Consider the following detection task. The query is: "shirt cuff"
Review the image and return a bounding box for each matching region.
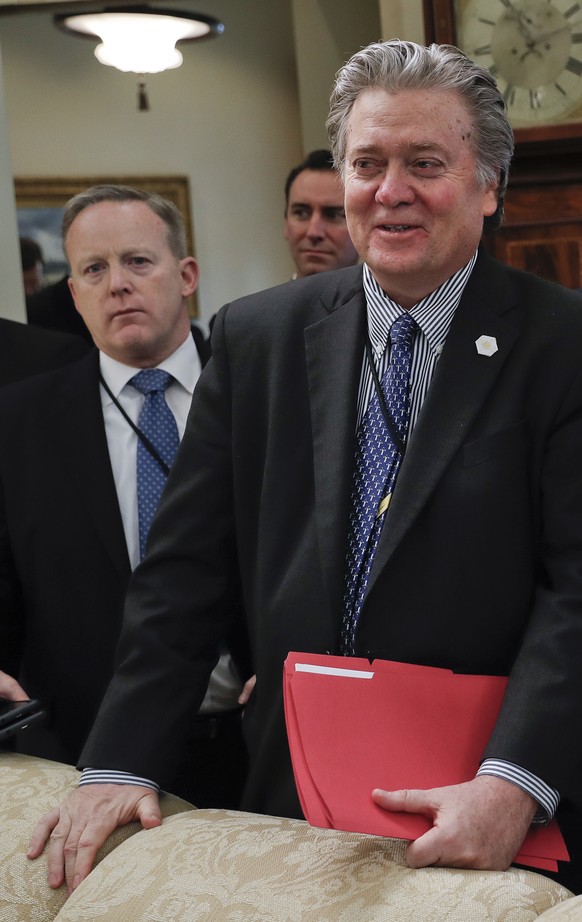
[79,768,160,792]
[477,758,560,823]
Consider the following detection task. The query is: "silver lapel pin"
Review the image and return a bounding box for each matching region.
[475,334,498,357]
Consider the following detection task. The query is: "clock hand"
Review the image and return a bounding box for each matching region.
[503,0,535,39]
[504,0,526,17]
[529,19,581,46]
[520,47,544,63]
[532,26,566,45]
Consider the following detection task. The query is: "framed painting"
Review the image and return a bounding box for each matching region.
[14,174,198,315]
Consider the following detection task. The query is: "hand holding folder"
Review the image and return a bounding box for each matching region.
[283,652,568,872]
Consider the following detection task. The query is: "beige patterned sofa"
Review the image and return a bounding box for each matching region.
[1,752,581,922]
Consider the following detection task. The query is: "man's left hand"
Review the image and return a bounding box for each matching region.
[372,775,537,870]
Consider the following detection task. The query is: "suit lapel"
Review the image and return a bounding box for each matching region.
[367,253,521,592]
[48,351,131,578]
[305,270,366,624]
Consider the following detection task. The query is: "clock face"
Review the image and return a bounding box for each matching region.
[456,0,582,126]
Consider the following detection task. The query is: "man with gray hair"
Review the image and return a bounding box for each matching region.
[32,42,582,895]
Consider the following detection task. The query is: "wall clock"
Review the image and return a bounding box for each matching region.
[424,0,582,144]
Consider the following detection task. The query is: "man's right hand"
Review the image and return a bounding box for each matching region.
[0,669,28,700]
[27,783,162,895]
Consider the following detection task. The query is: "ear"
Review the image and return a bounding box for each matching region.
[482,177,500,218]
[180,257,199,298]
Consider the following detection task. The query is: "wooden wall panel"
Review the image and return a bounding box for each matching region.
[483,142,582,290]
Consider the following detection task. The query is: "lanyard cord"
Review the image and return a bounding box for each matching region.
[363,329,407,457]
[99,373,171,477]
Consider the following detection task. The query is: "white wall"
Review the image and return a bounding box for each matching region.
[0,0,303,328]
[0,42,26,320]
[292,0,382,151]
[0,0,426,330]
[379,0,425,43]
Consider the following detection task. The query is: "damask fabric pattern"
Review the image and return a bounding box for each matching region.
[539,898,582,921]
[0,752,193,922]
[0,752,576,922]
[59,810,574,922]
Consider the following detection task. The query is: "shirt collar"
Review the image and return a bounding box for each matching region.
[362,252,478,359]
[99,330,198,404]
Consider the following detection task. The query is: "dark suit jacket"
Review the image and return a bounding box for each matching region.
[0,317,90,386]
[0,328,210,764]
[81,253,582,891]
[26,276,94,346]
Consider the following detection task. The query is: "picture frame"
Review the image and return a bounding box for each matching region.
[14,174,199,315]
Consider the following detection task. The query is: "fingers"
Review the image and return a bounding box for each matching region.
[372,787,448,868]
[27,808,60,860]
[406,822,496,871]
[238,674,256,706]
[373,777,537,873]
[0,670,29,700]
[372,787,434,818]
[27,785,162,894]
[61,819,105,895]
[134,792,162,830]
[42,801,107,893]
[406,825,445,869]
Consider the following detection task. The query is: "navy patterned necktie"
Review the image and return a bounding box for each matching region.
[129,369,180,560]
[342,312,418,655]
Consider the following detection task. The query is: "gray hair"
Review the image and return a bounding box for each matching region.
[327,40,514,232]
[62,184,188,260]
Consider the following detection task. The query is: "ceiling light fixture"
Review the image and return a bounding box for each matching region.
[54,5,224,109]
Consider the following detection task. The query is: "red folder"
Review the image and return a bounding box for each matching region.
[283,652,569,872]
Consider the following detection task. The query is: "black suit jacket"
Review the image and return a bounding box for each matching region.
[26,276,94,346]
[0,317,90,386]
[82,253,582,891]
[0,329,210,763]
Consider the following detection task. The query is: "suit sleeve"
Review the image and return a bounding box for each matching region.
[0,467,25,679]
[484,361,582,808]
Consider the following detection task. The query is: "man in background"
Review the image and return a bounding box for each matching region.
[0,315,88,386]
[0,185,248,808]
[19,237,44,296]
[26,273,94,346]
[284,149,358,278]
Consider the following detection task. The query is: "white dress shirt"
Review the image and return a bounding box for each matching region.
[99,333,242,714]
[100,333,201,570]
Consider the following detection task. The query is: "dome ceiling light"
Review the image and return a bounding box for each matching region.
[54,5,224,109]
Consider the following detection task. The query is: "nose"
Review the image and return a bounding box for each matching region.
[305,211,326,241]
[109,263,133,296]
[375,165,415,207]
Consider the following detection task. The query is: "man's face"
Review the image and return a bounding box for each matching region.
[343,86,498,307]
[66,200,198,367]
[284,169,358,278]
[23,261,43,297]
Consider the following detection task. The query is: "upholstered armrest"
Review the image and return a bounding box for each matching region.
[537,896,582,921]
[57,808,574,922]
[0,752,194,922]
[0,752,574,922]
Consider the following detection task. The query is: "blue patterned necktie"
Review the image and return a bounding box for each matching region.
[129,369,180,560]
[342,312,418,655]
